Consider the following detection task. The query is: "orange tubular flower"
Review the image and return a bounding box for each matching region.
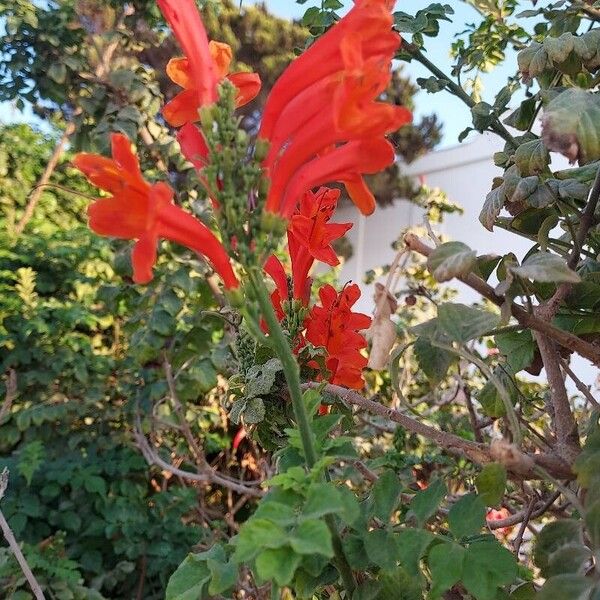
[258,0,411,217]
[305,284,372,390]
[73,133,238,289]
[158,0,261,127]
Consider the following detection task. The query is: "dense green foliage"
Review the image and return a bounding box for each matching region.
[2,0,600,599]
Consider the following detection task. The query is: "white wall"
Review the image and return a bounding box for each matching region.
[329,132,597,393]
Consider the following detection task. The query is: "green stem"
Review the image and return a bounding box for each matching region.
[407,44,518,148]
[248,269,356,593]
[250,269,318,467]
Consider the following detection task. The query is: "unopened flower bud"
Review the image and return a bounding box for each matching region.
[254,138,270,162]
[236,129,248,145]
[258,176,270,198]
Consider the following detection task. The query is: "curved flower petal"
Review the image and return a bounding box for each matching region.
[75,132,236,290]
[264,255,288,302]
[111,132,142,176]
[158,200,239,289]
[227,72,262,107]
[87,194,149,238]
[305,283,371,389]
[278,139,396,216]
[131,233,158,284]
[209,40,233,78]
[177,122,209,169]
[259,0,398,138]
[163,89,201,128]
[166,56,194,89]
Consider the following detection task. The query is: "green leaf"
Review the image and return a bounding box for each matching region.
[585,500,600,548]
[495,330,536,373]
[448,494,486,539]
[207,558,237,596]
[408,479,447,526]
[243,397,265,424]
[303,482,345,519]
[511,252,580,283]
[253,501,296,526]
[534,520,583,577]
[165,554,211,600]
[17,440,44,485]
[413,337,456,384]
[462,540,518,600]
[245,358,282,398]
[509,582,536,599]
[546,542,591,577]
[542,88,600,164]
[480,184,505,231]
[233,519,288,562]
[377,566,424,600]
[504,97,537,131]
[438,303,500,343]
[364,529,399,570]
[372,470,402,522]
[537,575,595,600]
[427,242,477,282]
[471,102,494,131]
[255,546,301,587]
[475,463,507,506]
[417,76,449,93]
[477,366,518,418]
[518,41,550,80]
[290,519,333,557]
[83,475,107,496]
[514,139,550,175]
[428,542,465,598]
[396,529,436,572]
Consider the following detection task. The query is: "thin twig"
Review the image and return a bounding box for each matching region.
[513,497,536,556]
[404,233,600,366]
[561,358,600,409]
[487,491,561,530]
[133,415,263,497]
[163,354,207,470]
[534,333,580,463]
[303,383,573,480]
[0,470,46,600]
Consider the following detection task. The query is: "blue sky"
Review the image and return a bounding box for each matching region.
[1,1,521,147]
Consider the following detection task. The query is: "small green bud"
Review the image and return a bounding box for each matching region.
[254,138,270,162]
[260,211,287,236]
[258,176,270,198]
[236,129,248,145]
[199,105,216,129]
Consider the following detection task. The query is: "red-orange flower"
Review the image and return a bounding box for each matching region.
[287,187,351,300]
[264,187,352,317]
[258,0,411,217]
[158,0,261,127]
[305,284,371,389]
[264,254,289,322]
[73,133,238,289]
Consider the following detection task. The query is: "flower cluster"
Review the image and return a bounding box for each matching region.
[264,187,371,389]
[72,0,411,391]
